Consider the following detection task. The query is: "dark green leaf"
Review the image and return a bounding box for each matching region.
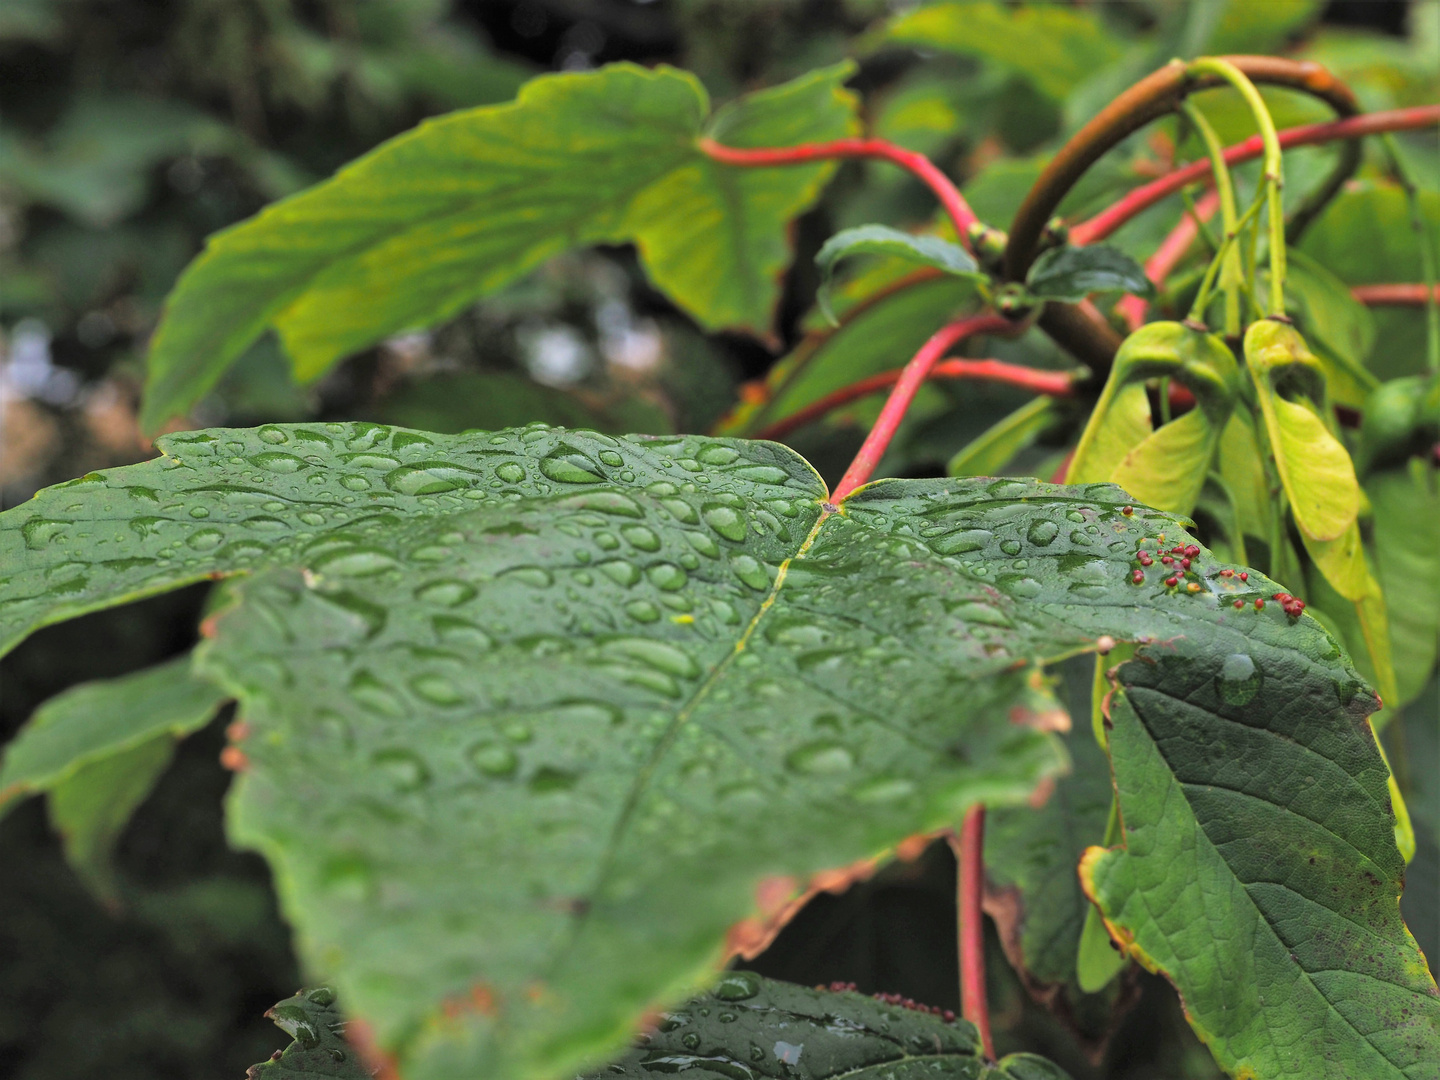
[140,63,859,431]
[1026,246,1152,304]
[1081,640,1440,1078]
[248,987,372,1079]
[1368,462,1440,705]
[0,655,227,816]
[814,225,982,325]
[731,276,980,436]
[49,736,175,902]
[581,973,1071,1079]
[1,423,1426,1079]
[985,659,1127,1046]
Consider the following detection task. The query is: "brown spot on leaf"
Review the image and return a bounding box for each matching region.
[219,746,248,772]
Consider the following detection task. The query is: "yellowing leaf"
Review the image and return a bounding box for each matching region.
[1110,408,1214,515]
[1245,319,1360,543]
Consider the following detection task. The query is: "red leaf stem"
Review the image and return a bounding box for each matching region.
[1118,188,1221,331]
[1351,283,1440,306]
[697,136,980,248]
[1072,104,1440,245]
[831,314,1012,501]
[954,806,994,1060]
[754,358,1075,442]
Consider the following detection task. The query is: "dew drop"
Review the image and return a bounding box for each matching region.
[495,462,527,483]
[410,673,465,706]
[703,504,749,543]
[539,448,605,484]
[469,743,518,777]
[21,519,70,549]
[499,566,554,588]
[598,450,625,467]
[999,539,1022,556]
[371,748,429,793]
[621,524,661,552]
[315,547,397,576]
[1216,653,1262,706]
[786,741,855,775]
[712,972,761,1002]
[187,528,224,551]
[647,563,688,592]
[601,638,700,679]
[598,560,641,587]
[729,554,770,591]
[417,580,477,607]
[1026,519,1059,547]
[250,452,308,474]
[258,426,289,444]
[626,600,662,623]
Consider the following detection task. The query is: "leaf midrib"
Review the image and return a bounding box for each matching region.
[541,504,832,979]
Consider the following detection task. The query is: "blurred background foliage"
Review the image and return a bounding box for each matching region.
[0,2,1435,1078]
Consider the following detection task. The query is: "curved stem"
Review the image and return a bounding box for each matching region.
[1072,105,1440,246]
[1182,100,1243,333]
[831,314,1012,501]
[754,359,1076,442]
[1187,58,1286,318]
[954,806,993,1059]
[1003,55,1360,282]
[698,136,980,248]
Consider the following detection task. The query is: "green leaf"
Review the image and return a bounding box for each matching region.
[1080,640,1440,1078]
[0,655,227,816]
[947,397,1063,478]
[732,275,980,436]
[814,225,982,326]
[1026,246,1152,304]
[49,736,175,902]
[1,423,1422,1080]
[579,973,1072,1079]
[141,62,859,431]
[1369,462,1440,705]
[872,1,1125,102]
[248,986,371,1079]
[1245,320,1360,544]
[1067,322,1238,517]
[1280,250,1377,411]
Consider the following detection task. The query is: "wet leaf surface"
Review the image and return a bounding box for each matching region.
[1,422,1426,1080]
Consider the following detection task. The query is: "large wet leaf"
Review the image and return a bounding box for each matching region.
[0,422,1420,1080]
[252,975,1073,1080]
[1081,640,1440,1078]
[141,62,858,430]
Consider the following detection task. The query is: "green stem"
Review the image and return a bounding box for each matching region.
[1182,100,1244,334]
[1188,58,1287,318]
[1188,195,1265,325]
